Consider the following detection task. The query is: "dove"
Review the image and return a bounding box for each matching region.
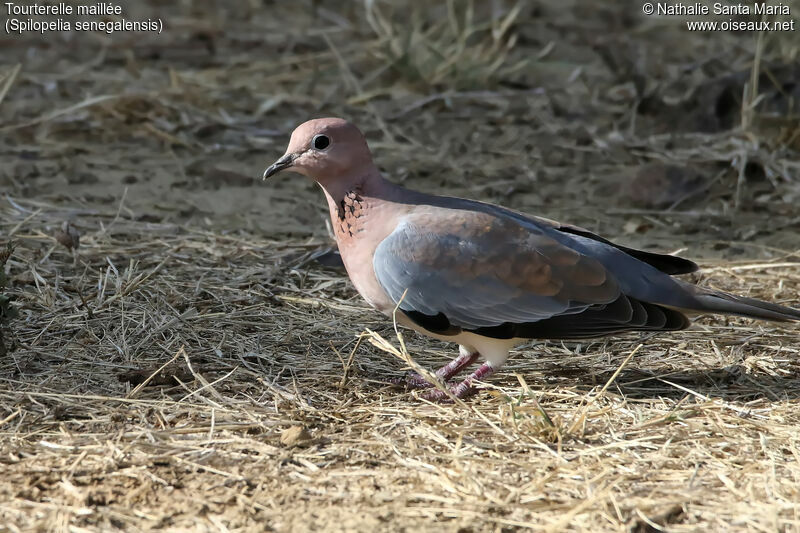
[263,118,800,400]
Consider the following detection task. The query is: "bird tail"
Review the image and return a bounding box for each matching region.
[678,280,800,322]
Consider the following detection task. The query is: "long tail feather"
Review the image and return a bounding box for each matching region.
[682,282,800,322]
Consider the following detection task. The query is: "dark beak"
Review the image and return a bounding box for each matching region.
[262,153,297,179]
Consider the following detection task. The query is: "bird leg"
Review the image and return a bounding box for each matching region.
[395,348,479,390]
[420,362,495,402]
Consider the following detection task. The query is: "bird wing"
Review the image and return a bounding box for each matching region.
[531,216,699,275]
[372,208,623,333]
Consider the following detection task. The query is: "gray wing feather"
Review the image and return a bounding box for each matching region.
[373,216,621,330]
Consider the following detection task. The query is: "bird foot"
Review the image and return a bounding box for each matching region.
[418,362,495,403]
[390,349,481,390]
[389,373,481,401]
[388,372,476,399]
[419,383,480,402]
[389,371,439,390]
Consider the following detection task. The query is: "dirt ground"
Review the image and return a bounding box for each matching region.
[2,1,800,531]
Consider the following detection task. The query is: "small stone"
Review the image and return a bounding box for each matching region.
[54,221,80,251]
[627,163,705,208]
[280,425,311,447]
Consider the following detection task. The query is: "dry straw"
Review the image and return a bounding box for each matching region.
[2,196,800,531]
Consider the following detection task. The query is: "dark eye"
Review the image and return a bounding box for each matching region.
[312,134,330,150]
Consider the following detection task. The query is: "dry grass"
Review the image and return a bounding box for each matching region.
[2,1,800,531]
[2,197,800,532]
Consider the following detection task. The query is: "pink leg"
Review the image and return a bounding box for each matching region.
[395,348,479,390]
[421,362,495,402]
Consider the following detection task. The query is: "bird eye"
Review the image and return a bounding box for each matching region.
[312,134,330,150]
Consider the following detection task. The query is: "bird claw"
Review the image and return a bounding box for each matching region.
[390,350,482,391]
[390,371,447,390]
[420,362,495,402]
[419,382,480,402]
[388,372,479,401]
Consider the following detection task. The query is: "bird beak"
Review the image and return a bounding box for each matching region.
[262,153,297,180]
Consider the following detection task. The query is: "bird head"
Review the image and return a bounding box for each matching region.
[263,118,374,184]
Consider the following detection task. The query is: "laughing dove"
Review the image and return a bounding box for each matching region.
[264,118,800,400]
